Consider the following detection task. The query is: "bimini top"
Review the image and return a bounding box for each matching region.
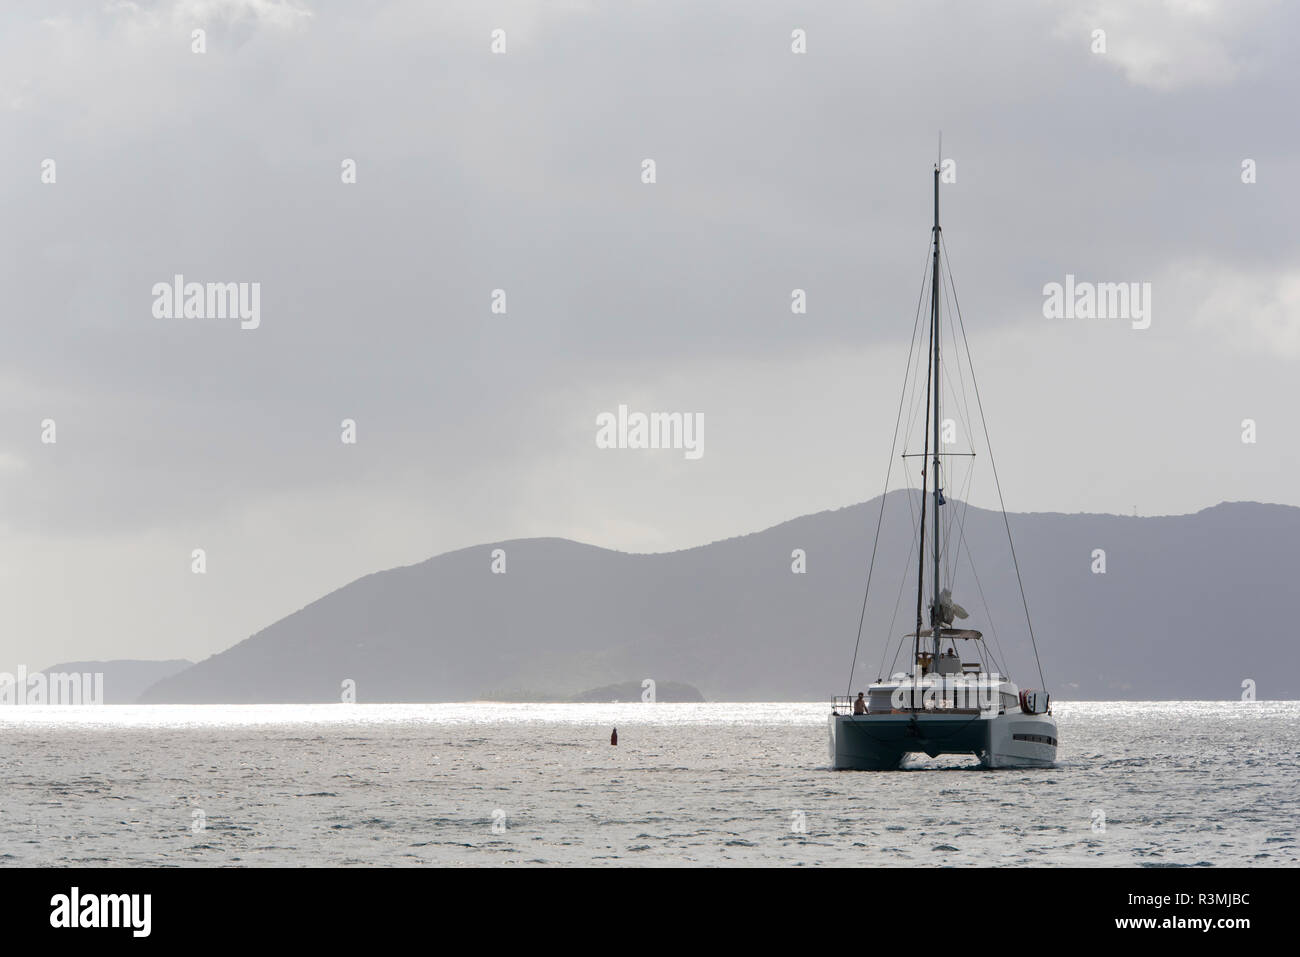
[908,628,983,640]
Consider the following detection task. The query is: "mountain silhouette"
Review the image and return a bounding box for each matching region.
[138,495,1297,702]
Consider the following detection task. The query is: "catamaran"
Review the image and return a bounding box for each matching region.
[829,162,1057,770]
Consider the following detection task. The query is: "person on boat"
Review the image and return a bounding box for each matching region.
[853,692,867,715]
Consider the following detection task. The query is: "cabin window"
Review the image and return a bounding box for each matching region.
[1012,733,1057,746]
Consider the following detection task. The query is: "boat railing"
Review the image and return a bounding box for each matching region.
[832,691,991,715]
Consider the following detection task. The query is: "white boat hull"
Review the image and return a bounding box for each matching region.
[979,711,1058,769]
[829,710,1057,770]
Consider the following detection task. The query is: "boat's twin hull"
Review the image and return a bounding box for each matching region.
[828,711,1057,770]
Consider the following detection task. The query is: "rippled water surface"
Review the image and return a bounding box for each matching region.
[2,701,1295,866]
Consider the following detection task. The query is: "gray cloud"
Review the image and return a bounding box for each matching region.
[1,0,1297,667]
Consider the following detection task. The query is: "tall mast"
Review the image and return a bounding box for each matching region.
[913,165,943,678]
[929,164,943,667]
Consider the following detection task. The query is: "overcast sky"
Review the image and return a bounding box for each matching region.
[3,0,1298,669]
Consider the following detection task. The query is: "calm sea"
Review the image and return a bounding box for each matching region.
[2,701,1295,866]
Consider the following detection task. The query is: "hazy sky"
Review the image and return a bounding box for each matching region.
[3,0,1298,668]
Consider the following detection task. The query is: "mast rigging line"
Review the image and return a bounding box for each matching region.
[878,506,919,681]
[940,232,1048,691]
[875,476,921,681]
[958,529,1010,680]
[913,223,937,673]
[844,243,933,700]
[938,255,977,590]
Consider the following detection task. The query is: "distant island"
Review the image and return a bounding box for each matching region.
[569,680,704,702]
[480,680,706,703]
[132,497,1300,703]
[33,659,192,705]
